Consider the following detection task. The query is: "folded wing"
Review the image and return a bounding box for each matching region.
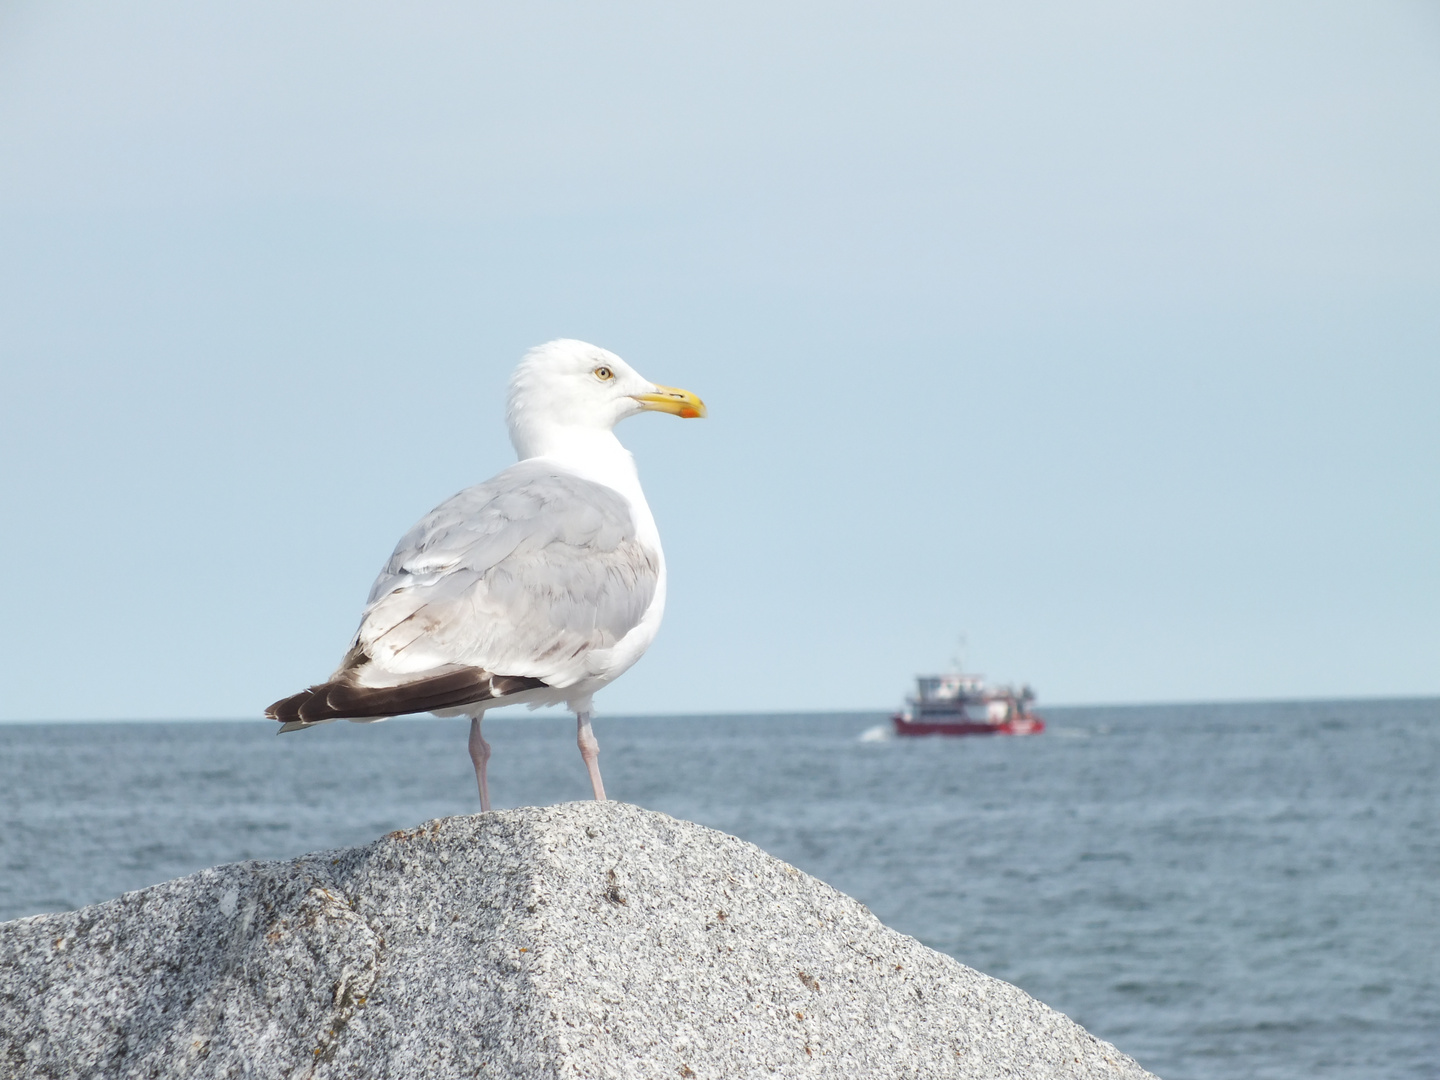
[267,461,660,728]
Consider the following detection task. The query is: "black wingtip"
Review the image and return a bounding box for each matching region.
[265,668,547,732]
[266,687,316,726]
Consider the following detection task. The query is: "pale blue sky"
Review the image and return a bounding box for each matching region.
[1,1,1437,719]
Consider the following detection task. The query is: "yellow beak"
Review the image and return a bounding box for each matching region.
[632,384,707,419]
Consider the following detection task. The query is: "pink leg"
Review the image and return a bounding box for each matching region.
[576,712,606,802]
[468,715,492,812]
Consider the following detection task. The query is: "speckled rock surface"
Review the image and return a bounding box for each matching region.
[1,802,1158,1079]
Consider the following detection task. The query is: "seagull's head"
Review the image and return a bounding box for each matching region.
[507,339,705,457]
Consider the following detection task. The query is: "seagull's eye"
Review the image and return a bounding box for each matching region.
[594,366,614,381]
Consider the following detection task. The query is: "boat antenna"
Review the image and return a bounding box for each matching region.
[950,633,968,674]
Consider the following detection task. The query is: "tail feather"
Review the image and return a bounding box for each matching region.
[266,668,548,729]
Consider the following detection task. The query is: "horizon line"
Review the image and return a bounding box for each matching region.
[1,691,1436,725]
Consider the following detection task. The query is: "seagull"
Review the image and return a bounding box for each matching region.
[265,339,705,810]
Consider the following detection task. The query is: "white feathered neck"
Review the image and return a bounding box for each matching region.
[504,340,660,550]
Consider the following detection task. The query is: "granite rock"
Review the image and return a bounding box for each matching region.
[1,802,1158,1079]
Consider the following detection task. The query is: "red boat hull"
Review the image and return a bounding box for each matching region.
[892,713,1045,737]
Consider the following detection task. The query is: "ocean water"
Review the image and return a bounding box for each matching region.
[1,699,1436,1080]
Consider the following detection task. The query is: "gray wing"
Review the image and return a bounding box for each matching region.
[350,460,660,689]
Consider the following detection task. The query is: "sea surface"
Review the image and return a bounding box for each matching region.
[1,699,1436,1080]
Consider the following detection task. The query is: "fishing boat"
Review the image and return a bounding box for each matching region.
[891,674,1045,736]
